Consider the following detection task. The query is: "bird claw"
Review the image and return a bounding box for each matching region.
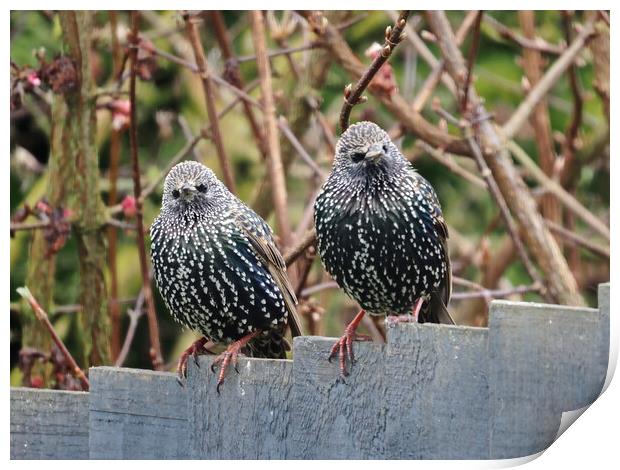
[327,329,372,378]
[209,331,259,393]
[175,337,209,385]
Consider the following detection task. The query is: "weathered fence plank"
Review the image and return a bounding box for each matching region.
[488,300,608,459]
[9,284,611,460]
[185,356,294,459]
[89,367,188,459]
[384,323,490,459]
[10,387,89,459]
[290,336,387,459]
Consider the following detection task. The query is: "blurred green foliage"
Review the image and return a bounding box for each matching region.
[10,11,609,381]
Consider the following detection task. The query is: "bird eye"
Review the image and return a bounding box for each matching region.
[351,152,365,163]
[196,183,207,193]
[382,143,389,153]
[172,189,180,199]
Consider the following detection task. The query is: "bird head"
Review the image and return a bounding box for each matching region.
[161,161,228,213]
[333,121,405,179]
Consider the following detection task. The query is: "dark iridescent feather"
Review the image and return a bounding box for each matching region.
[150,161,302,360]
[314,121,453,324]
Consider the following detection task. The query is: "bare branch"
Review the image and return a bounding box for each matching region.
[426,10,584,306]
[339,10,409,132]
[506,140,610,240]
[483,14,565,55]
[284,228,317,267]
[301,10,473,157]
[545,220,609,259]
[17,287,89,391]
[184,12,236,192]
[250,10,293,248]
[208,11,268,160]
[518,10,562,224]
[502,19,596,140]
[451,284,541,300]
[461,11,483,112]
[128,11,164,370]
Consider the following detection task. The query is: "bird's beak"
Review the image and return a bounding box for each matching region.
[180,183,196,199]
[365,143,385,163]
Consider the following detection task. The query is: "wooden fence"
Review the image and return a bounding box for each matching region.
[10,283,610,459]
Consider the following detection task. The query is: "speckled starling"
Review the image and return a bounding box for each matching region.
[150,161,303,390]
[314,121,454,376]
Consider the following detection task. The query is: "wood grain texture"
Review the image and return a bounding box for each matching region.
[384,323,489,459]
[88,367,189,459]
[598,283,610,388]
[186,356,294,459]
[488,300,606,459]
[290,336,387,459]
[9,286,611,460]
[11,387,89,459]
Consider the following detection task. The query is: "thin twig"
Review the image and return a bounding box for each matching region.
[17,287,89,391]
[518,10,562,225]
[284,228,317,267]
[107,10,123,361]
[412,10,479,112]
[502,19,596,140]
[114,287,145,367]
[483,14,565,55]
[300,10,472,156]
[451,284,541,300]
[464,127,545,292]
[277,116,327,179]
[10,221,50,232]
[545,220,609,259]
[506,140,610,240]
[416,141,486,189]
[300,280,339,297]
[208,11,268,160]
[461,11,483,112]
[339,10,410,132]
[177,115,203,161]
[184,12,236,192]
[560,11,584,189]
[235,42,323,63]
[128,11,164,371]
[426,10,584,306]
[251,10,293,248]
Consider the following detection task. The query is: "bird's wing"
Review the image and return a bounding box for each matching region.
[235,213,304,337]
[416,175,455,325]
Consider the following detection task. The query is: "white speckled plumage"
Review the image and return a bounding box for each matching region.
[314,121,452,322]
[150,161,301,358]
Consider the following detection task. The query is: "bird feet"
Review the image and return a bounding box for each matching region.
[210,331,260,393]
[386,314,416,328]
[328,309,371,378]
[176,337,210,386]
[386,298,426,328]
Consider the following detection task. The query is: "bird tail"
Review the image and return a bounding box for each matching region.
[419,290,456,325]
[245,328,289,359]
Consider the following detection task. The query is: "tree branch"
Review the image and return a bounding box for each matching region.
[17,287,90,391]
[426,10,584,306]
[502,19,596,140]
[184,12,236,192]
[128,11,163,370]
[250,10,293,248]
[301,10,473,157]
[339,10,409,132]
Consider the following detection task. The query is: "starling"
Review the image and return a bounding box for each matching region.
[314,121,454,377]
[150,161,303,390]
